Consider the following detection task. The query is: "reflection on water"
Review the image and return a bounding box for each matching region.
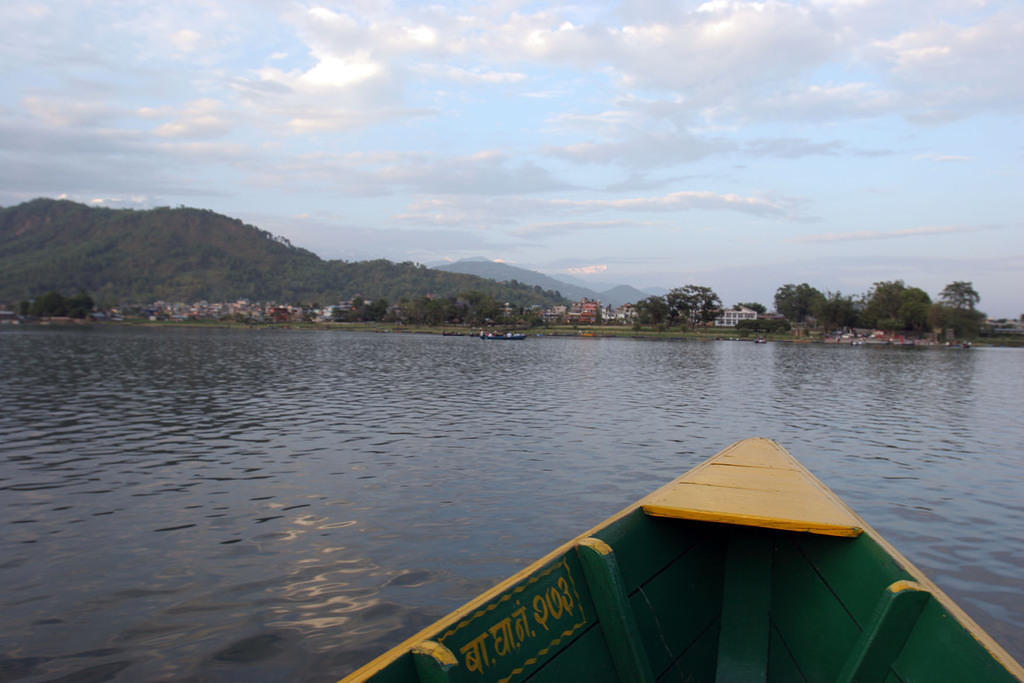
[1,327,1022,680]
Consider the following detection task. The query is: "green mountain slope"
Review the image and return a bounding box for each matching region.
[0,199,567,307]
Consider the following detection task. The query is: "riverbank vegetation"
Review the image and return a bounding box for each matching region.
[6,278,1018,345]
[772,279,989,340]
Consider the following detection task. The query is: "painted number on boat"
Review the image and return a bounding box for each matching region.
[438,557,588,681]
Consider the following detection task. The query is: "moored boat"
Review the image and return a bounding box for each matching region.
[480,332,526,340]
[340,438,1024,682]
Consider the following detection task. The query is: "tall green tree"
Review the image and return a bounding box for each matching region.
[665,288,690,326]
[66,291,95,318]
[939,281,980,311]
[813,291,858,331]
[635,295,669,325]
[663,288,688,325]
[366,298,389,321]
[860,281,932,332]
[937,281,984,338]
[29,291,67,317]
[898,287,931,332]
[690,285,723,327]
[774,283,824,323]
[667,285,721,327]
[462,291,501,325]
[860,280,906,329]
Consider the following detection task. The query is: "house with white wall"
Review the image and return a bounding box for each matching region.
[714,306,759,327]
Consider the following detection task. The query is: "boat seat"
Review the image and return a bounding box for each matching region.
[836,580,930,682]
[715,531,772,683]
[576,537,656,683]
[713,538,931,683]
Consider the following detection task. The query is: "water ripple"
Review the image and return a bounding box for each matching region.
[1,327,1022,680]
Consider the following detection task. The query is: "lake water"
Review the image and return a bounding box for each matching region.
[1,326,1022,681]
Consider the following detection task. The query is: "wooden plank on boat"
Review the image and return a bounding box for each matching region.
[715,530,772,682]
[641,437,863,537]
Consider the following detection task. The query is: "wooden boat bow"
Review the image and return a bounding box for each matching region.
[641,437,863,537]
[339,438,1024,682]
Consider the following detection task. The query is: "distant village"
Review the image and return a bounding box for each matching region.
[2,296,744,324]
[0,297,639,325]
[5,295,1023,343]
[1,297,753,327]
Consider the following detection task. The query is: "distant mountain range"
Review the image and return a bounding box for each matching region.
[0,199,568,308]
[434,258,655,308]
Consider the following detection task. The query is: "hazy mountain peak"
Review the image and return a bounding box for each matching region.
[434,259,650,308]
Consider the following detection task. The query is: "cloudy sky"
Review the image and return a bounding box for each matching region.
[2,1,1021,315]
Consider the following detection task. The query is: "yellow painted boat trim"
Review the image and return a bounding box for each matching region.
[338,438,1024,682]
[410,640,457,668]
[641,437,863,537]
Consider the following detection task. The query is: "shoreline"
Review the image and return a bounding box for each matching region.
[5,318,1023,347]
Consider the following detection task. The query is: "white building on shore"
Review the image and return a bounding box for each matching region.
[714,306,759,327]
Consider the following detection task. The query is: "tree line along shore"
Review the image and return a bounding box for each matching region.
[4,279,1021,345]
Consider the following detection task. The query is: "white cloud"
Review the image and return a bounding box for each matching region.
[543,103,733,169]
[299,53,383,89]
[913,153,972,163]
[136,106,169,119]
[567,264,608,275]
[552,190,797,218]
[740,82,901,122]
[547,130,732,168]
[0,0,1021,316]
[516,219,649,236]
[864,9,1024,119]
[308,7,347,25]
[21,96,118,127]
[399,25,438,48]
[392,187,802,233]
[558,2,835,103]
[170,29,202,52]
[744,138,845,158]
[285,111,394,133]
[152,141,250,162]
[414,64,526,84]
[790,225,994,244]
[261,149,571,197]
[256,51,385,93]
[87,195,150,206]
[153,99,231,139]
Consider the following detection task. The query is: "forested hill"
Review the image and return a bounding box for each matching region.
[0,199,567,307]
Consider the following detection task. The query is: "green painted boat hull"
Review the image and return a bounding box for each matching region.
[342,441,1023,682]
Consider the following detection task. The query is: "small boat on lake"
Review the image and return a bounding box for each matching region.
[340,438,1023,682]
[480,332,526,340]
